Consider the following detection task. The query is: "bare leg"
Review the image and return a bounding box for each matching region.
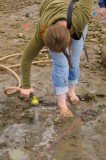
[57,94,73,117]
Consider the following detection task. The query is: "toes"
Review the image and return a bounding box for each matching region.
[68,95,80,105]
[60,110,73,117]
[58,106,73,117]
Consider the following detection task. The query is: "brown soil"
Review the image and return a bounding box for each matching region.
[0,1,106,160]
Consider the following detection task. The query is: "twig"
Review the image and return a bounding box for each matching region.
[0,53,22,62]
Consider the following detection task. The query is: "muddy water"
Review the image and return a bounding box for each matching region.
[0,1,106,160]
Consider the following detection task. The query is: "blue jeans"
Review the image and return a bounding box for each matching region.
[49,26,88,95]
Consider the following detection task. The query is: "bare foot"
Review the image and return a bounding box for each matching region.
[68,94,80,105]
[68,86,80,105]
[58,106,73,117]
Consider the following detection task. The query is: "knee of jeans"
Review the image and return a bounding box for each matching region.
[49,51,68,67]
[53,57,69,69]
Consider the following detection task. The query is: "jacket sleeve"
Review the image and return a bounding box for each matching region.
[98,0,106,8]
[21,24,44,89]
[72,0,94,38]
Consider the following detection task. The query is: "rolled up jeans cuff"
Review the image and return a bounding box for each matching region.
[68,80,78,86]
[54,86,68,95]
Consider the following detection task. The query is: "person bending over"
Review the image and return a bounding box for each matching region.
[20,0,94,117]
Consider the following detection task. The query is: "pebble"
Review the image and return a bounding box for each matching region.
[87,91,96,98]
[53,117,62,124]
[25,12,30,17]
[16,33,25,38]
[101,28,106,34]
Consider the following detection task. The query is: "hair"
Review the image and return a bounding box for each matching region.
[44,24,72,68]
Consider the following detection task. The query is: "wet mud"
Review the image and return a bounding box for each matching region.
[0,1,106,160]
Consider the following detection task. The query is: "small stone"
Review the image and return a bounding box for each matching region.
[101,28,106,34]
[87,91,96,98]
[90,38,98,42]
[25,13,30,17]
[16,33,25,38]
[20,17,26,21]
[0,29,5,33]
[53,117,61,124]
[0,137,7,148]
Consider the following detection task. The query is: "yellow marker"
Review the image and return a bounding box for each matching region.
[31,95,39,106]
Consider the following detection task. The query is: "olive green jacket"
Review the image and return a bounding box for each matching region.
[21,0,94,88]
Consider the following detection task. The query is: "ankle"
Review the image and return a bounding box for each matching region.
[68,85,76,96]
[57,94,67,107]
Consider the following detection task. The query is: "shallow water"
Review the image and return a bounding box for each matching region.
[0,1,106,160]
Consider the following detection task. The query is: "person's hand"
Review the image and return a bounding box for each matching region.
[20,88,34,97]
[100,8,106,16]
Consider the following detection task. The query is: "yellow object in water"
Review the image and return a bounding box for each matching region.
[31,95,39,105]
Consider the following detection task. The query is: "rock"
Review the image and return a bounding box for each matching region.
[53,116,62,124]
[0,29,5,33]
[101,28,106,34]
[97,49,101,55]
[16,33,25,38]
[101,46,106,66]
[20,17,25,21]
[0,137,7,148]
[90,38,98,42]
[25,12,30,17]
[24,139,35,149]
[87,91,96,98]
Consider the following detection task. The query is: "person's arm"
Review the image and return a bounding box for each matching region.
[21,25,44,92]
[98,0,106,8]
[72,0,94,38]
[98,0,106,16]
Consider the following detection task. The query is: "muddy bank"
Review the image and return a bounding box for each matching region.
[0,0,41,13]
[0,1,106,160]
